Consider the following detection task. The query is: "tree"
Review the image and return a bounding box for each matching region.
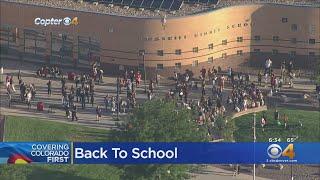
[210,116,236,142]
[111,100,208,179]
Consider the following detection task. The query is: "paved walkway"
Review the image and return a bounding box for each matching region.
[0,61,318,180]
[191,165,270,180]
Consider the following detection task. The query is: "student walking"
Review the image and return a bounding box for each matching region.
[90,93,94,107]
[71,105,78,121]
[47,80,52,96]
[81,90,86,109]
[258,71,262,86]
[96,105,102,121]
[104,95,109,112]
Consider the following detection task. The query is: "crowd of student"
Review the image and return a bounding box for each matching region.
[55,64,105,121]
[36,65,62,79]
[5,72,36,108]
[3,56,317,126]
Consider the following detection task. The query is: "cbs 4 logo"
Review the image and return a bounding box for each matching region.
[267,144,295,159]
[63,17,79,26]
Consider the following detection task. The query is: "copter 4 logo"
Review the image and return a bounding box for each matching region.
[34,17,79,26]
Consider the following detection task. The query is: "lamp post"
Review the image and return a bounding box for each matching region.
[116,76,120,120]
[253,112,256,180]
[139,50,147,93]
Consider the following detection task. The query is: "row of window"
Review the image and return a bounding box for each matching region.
[143,20,313,42]
[270,37,316,44]
[143,20,306,42]
[154,37,317,56]
[251,49,316,56]
[144,33,317,44]
[154,51,317,70]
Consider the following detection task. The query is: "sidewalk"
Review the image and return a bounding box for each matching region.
[191,165,270,180]
[0,107,118,130]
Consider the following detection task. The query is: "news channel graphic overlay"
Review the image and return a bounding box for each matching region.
[263,143,320,164]
[73,142,320,164]
[34,17,78,26]
[0,142,71,164]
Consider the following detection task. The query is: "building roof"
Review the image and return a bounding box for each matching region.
[3,0,320,18]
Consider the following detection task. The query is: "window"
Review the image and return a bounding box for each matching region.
[309,52,315,56]
[139,50,145,56]
[237,50,243,55]
[156,64,164,70]
[222,53,227,58]
[192,60,199,67]
[108,27,114,33]
[291,24,298,31]
[222,39,227,45]
[193,47,199,53]
[237,37,243,42]
[62,34,67,41]
[254,36,261,41]
[309,39,315,44]
[178,36,181,40]
[309,25,316,35]
[207,57,213,64]
[289,51,296,56]
[273,36,279,42]
[272,49,278,55]
[254,49,260,52]
[162,37,166,40]
[168,37,172,40]
[291,38,297,44]
[184,35,187,39]
[119,65,124,71]
[175,63,181,69]
[138,63,144,69]
[175,49,181,55]
[282,17,288,23]
[208,43,213,49]
[13,28,17,43]
[157,50,163,56]
[174,37,177,40]
[154,37,160,41]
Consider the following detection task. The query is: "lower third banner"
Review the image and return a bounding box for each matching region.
[73,142,320,164]
[1,142,319,164]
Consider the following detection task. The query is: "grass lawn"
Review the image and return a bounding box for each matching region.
[0,116,123,180]
[4,116,110,142]
[233,108,320,142]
